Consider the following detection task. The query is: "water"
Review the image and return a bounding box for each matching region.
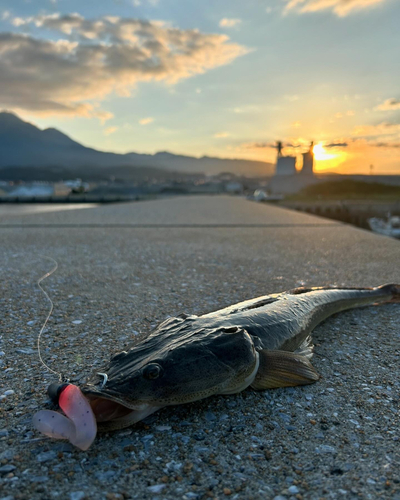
[0,203,99,218]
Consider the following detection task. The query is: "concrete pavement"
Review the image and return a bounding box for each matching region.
[1,195,399,500]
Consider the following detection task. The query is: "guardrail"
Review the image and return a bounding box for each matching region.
[280,200,400,229]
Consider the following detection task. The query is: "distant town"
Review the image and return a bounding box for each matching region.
[0,172,263,202]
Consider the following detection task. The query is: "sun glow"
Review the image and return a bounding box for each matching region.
[313,143,336,161]
[312,142,348,172]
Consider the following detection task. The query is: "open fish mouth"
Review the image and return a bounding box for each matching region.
[89,397,136,423]
[83,391,163,431]
[32,383,161,450]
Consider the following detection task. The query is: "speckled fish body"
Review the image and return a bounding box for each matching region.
[81,284,399,431]
[195,284,399,351]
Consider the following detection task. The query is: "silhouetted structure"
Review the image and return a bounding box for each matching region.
[269,140,317,193]
[301,142,314,175]
[277,141,283,158]
[275,156,296,175]
[275,142,296,175]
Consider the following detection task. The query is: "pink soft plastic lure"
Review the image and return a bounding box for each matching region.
[32,384,97,451]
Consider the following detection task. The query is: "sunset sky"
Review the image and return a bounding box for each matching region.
[0,0,399,174]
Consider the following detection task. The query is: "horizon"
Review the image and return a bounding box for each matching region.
[0,1,399,175]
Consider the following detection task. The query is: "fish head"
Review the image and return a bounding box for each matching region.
[82,321,258,430]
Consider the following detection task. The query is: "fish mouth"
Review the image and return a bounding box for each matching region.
[83,390,163,431]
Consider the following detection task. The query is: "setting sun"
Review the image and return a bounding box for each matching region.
[311,142,348,172]
[312,143,336,161]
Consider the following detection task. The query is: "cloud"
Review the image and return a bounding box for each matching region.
[139,117,154,125]
[243,141,304,149]
[245,136,400,154]
[11,17,28,27]
[353,122,400,136]
[214,132,230,138]
[1,11,10,21]
[242,142,275,149]
[5,99,113,122]
[103,126,118,135]
[284,0,387,17]
[375,98,400,111]
[0,14,249,118]
[324,142,348,148]
[348,137,400,150]
[133,0,160,6]
[291,121,301,128]
[372,141,400,148]
[243,139,353,152]
[219,18,242,28]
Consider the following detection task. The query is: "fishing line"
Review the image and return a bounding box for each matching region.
[36,256,64,382]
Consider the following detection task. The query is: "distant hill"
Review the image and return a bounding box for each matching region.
[0,112,274,180]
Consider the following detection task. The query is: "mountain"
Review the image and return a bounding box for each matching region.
[0,112,274,180]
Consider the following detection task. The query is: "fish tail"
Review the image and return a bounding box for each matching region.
[376,284,400,303]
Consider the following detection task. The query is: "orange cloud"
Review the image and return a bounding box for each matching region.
[353,122,400,136]
[375,98,400,111]
[10,102,113,122]
[284,0,387,17]
[139,117,154,125]
[103,126,118,135]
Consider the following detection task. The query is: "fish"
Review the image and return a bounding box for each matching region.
[79,283,399,432]
[35,283,399,448]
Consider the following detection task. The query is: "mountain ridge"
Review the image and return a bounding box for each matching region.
[0,112,274,178]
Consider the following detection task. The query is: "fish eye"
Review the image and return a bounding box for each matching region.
[142,363,163,380]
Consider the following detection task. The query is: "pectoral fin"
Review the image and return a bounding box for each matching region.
[251,349,320,390]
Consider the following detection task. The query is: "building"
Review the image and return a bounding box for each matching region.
[274,141,296,175]
[276,156,297,175]
[269,141,316,194]
[301,142,314,175]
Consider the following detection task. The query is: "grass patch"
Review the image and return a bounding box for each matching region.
[286,179,400,201]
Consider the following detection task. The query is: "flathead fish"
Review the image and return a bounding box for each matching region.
[75,283,399,432]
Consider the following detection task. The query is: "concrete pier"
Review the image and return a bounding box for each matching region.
[1,196,399,499]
